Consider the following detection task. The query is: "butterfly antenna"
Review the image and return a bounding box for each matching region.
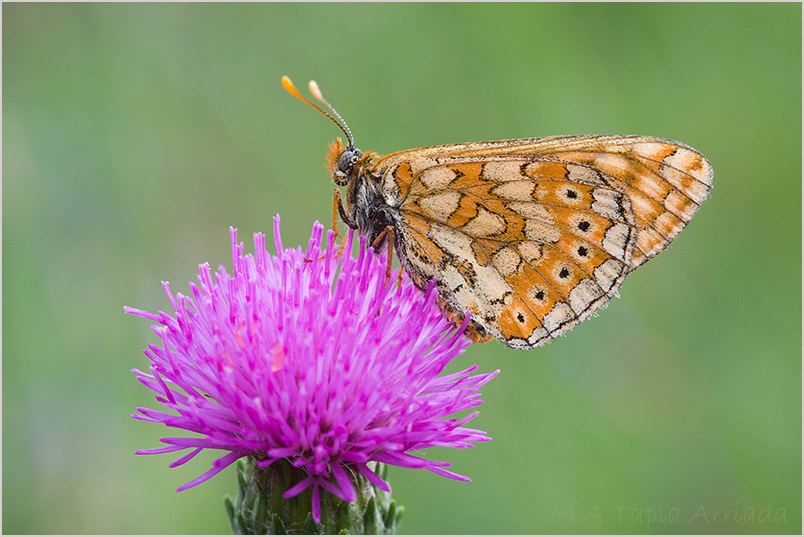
[308,80,356,148]
[282,76,352,144]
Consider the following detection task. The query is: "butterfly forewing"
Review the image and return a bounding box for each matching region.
[390,157,638,349]
[377,135,713,270]
[520,137,713,268]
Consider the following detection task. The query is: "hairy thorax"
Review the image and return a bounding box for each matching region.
[347,170,399,252]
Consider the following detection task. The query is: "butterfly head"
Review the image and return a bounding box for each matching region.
[326,138,363,186]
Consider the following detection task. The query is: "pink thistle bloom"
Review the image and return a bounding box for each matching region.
[126,217,498,523]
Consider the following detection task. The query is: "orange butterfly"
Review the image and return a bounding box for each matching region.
[282,76,713,350]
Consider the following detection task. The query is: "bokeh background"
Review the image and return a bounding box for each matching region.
[3,3,801,534]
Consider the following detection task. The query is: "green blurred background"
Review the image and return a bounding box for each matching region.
[3,3,801,534]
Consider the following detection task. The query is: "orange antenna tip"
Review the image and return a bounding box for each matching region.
[281,76,304,100]
[283,76,355,147]
[281,75,328,115]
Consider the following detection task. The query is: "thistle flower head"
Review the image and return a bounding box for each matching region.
[126,217,498,522]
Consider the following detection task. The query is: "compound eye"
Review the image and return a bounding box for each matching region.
[338,148,363,175]
[337,152,352,173]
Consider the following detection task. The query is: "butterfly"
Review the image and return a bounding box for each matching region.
[282,76,713,350]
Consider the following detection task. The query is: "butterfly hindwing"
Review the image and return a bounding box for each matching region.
[516,136,713,268]
[390,157,638,349]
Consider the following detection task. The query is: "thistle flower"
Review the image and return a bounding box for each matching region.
[126,217,498,532]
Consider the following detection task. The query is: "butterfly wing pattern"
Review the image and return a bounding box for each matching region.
[371,136,713,349]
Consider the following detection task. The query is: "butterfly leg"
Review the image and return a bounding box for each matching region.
[307,189,356,263]
[334,188,357,230]
[369,225,398,287]
[330,188,358,261]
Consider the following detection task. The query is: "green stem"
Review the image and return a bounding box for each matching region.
[224,457,404,535]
